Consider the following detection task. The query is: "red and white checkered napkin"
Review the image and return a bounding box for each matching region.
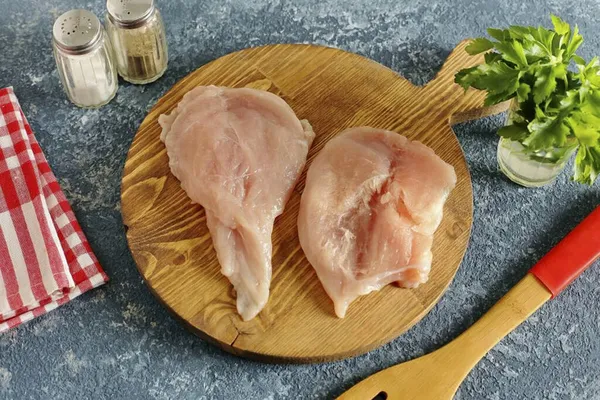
[0,87,108,332]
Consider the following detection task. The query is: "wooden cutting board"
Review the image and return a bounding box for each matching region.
[121,41,508,363]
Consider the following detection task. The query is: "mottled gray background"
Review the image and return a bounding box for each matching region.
[1,0,600,399]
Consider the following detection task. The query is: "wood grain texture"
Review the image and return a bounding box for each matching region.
[337,274,552,399]
[121,41,509,363]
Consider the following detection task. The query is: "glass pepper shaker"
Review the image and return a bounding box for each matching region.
[52,10,118,108]
[105,0,168,84]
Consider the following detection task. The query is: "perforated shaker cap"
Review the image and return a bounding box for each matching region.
[106,0,155,27]
[52,10,102,54]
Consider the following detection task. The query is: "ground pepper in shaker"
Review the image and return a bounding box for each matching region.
[52,10,118,108]
[105,0,168,84]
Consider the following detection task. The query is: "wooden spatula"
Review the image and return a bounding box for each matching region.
[338,206,600,400]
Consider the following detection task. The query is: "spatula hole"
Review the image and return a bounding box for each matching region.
[372,391,388,400]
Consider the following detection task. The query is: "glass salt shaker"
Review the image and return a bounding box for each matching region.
[52,10,118,108]
[105,0,168,84]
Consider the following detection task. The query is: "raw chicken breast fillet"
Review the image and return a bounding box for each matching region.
[298,127,456,318]
[159,86,314,321]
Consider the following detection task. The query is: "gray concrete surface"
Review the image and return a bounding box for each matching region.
[1,0,599,399]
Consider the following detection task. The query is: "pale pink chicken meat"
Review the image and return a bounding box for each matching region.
[298,127,456,318]
[159,86,314,321]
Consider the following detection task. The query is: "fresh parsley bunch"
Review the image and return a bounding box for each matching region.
[455,15,600,185]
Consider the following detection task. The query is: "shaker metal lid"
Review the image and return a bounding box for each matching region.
[106,0,154,27]
[52,10,102,54]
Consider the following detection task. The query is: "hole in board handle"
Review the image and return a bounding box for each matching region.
[372,391,388,400]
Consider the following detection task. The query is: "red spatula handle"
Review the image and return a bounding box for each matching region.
[530,206,600,298]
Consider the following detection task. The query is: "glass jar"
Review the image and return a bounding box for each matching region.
[497,100,578,187]
[52,10,118,108]
[105,0,168,84]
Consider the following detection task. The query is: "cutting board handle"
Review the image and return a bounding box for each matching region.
[427,40,479,89]
[424,39,510,124]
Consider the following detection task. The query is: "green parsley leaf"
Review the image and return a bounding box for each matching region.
[498,123,529,141]
[525,117,569,149]
[586,90,600,109]
[534,105,546,120]
[551,15,570,35]
[466,38,494,55]
[454,66,480,90]
[581,58,600,87]
[494,40,528,67]
[484,52,503,64]
[477,63,519,92]
[569,116,600,146]
[507,25,531,40]
[568,106,600,141]
[573,54,586,66]
[560,89,580,109]
[487,28,507,41]
[573,144,600,184]
[521,39,546,62]
[528,26,555,55]
[455,15,600,184]
[484,90,511,106]
[553,63,568,81]
[533,66,557,103]
[566,25,583,58]
[517,84,531,102]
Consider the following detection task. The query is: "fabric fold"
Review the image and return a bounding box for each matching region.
[0,87,108,332]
